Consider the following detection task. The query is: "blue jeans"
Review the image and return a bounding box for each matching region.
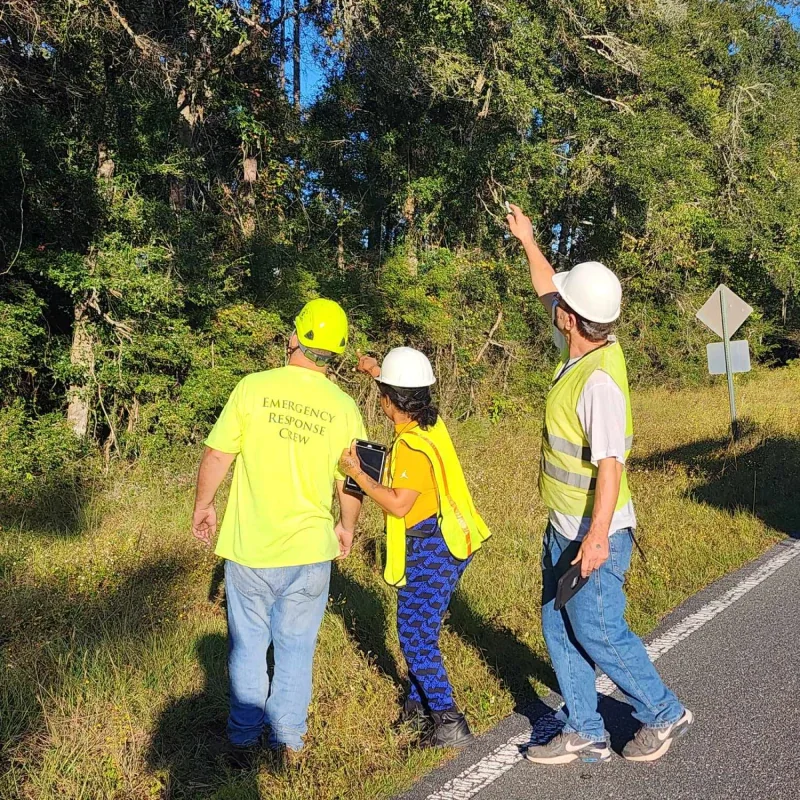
[224,559,331,750]
[541,524,684,742]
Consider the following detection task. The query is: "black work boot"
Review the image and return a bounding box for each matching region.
[399,697,432,737]
[223,741,261,770]
[427,708,474,748]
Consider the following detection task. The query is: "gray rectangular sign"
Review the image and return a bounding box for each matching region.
[706,340,751,375]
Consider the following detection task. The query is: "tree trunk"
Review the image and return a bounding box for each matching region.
[368,210,383,253]
[172,87,200,210]
[97,141,115,181]
[66,294,94,438]
[293,0,301,109]
[241,152,258,236]
[336,220,345,272]
[280,0,286,94]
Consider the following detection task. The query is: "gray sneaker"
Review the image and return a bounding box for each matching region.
[622,708,694,762]
[524,731,611,765]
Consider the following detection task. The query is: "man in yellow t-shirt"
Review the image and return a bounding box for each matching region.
[191,299,365,767]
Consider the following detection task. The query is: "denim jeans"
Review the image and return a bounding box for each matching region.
[541,524,684,742]
[224,558,331,750]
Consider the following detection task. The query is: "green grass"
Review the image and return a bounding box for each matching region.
[2,364,799,799]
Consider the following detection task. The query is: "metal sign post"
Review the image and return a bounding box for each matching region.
[696,284,753,441]
[719,290,738,439]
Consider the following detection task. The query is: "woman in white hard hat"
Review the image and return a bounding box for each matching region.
[339,347,491,748]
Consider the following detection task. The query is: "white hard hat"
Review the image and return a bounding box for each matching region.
[376,347,436,388]
[552,261,622,323]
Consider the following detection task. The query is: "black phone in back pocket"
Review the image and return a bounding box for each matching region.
[555,562,590,611]
[343,439,387,496]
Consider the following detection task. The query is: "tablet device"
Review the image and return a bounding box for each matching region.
[343,439,387,496]
[554,562,590,611]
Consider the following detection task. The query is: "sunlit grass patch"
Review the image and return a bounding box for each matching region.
[1,364,797,799]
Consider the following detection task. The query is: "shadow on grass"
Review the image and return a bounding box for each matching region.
[208,558,226,606]
[329,564,403,688]
[328,561,557,716]
[633,417,800,538]
[0,555,194,784]
[448,594,558,711]
[0,469,95,538]
[147,633,264,800]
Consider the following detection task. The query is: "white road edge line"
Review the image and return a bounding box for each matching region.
[424,539,800,800]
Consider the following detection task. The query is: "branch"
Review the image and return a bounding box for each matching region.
[218,1,298,68]
[581,33,644,76]
[474,310,504,364]
[0,165,24,276]
[103,0,156,56]
[584,90,634,114]
[86,291,134,341]
[102,0,175,88]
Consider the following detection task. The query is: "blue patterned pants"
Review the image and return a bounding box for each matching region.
[397,518,471,712]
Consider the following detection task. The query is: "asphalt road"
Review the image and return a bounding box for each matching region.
[396,538,800,800]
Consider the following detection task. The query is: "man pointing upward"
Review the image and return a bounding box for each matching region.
[507,206,692,765]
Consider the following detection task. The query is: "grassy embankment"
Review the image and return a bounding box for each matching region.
[1,365,799,799]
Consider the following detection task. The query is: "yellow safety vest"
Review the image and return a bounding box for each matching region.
[539,341,633,517]
[384,419,491,587]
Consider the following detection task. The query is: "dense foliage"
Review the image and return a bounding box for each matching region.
[1,0,799,471]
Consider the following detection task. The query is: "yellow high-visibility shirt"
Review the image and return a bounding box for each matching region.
[391,427,440,528]
[206,366,366,568]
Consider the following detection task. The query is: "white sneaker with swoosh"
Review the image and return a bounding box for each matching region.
[622,708,694,762]
[524,732,611,765]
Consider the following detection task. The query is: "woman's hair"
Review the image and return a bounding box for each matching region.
[378,384,439,429]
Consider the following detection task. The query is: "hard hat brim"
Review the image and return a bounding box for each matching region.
[375,376,436,389]
[552,271,620,324]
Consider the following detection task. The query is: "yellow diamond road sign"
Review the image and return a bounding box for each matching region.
[696,284,753,339]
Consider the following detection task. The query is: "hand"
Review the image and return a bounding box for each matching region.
[192,503,217,546]
[339,441,362,479]
[335,521,355,559]
[355,350,381,378]
[571,528,610,578]
[506,203,535,247]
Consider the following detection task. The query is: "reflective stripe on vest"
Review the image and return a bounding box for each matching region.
[546,432,633,463]
[405,430,473,556]
[541,458,596,490]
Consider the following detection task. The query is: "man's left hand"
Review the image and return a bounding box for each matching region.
[571,528,610,578]
[335,522,355,559]
[192,503,217,546]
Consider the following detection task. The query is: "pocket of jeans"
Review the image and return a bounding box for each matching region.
[300,561,331,599]
[609,530,633,581]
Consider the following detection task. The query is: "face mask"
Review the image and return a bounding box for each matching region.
[551,298,567,351]
[552,325,567,352]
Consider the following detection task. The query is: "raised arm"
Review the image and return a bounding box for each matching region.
[506,204,559,311]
